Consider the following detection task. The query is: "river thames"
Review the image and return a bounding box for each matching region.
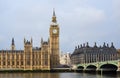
[0,72,120,78]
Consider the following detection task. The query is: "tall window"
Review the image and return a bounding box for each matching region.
[8,61,10,65]
[3,61,5,65]
[17,61,19,65]
[21,61,23,65]
[45,60,48,65]
[27,61,30,65]
[12,61,14,65]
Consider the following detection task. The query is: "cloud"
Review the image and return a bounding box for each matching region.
[57,1,107,50]
[0,0,119,52]
[113,0,120,23]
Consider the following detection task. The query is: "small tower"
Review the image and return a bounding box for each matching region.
[41,37,43,46]
[24,38,33,70]
[11,38,15,50]
[24,38,32,51]
[94,42,97,48]
[111,42,115,48]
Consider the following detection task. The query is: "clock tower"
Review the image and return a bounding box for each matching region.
[49,10,60,68]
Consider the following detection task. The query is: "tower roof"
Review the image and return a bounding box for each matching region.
[52,9,57,23]
[53,8,56,17]
[12,38,15,45]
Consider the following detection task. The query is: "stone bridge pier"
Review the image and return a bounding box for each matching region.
[117,60,120,71]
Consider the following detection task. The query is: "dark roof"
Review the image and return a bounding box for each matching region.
[71,46,117,56]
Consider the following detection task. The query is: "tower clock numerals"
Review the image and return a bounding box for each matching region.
[53,29,57,34]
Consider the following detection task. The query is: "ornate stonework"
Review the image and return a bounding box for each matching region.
[0,10,60,70]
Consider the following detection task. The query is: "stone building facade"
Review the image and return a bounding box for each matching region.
[60,52,71,66]
[71,42,118,65]
[117,49,120,59]
[0,10,60,70]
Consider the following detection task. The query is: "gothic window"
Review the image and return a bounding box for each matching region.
[17,61,19,65]
[12,55,14,59]
[21,54,23,60]
[7,54,10,59]
[27,61,30,65]
[21,61,23,65]
[16,54,19,59]
[45,54,48,58]
[39,61,41,65]
[3,61,5,65]
[3,54,5,60]
[32,54,34,59]
[26,54,30,59]
[45,60,48,66]
[8,61,10,65]
[12,61,14,65]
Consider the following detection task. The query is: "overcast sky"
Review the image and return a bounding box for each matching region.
[0,0,120,52]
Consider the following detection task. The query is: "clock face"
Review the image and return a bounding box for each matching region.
[53,29,57,34]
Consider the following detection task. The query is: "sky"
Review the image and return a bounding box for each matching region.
[0,0,120,53]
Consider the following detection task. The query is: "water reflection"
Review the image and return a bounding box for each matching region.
[0,73,59,78]
[0,72,119,78]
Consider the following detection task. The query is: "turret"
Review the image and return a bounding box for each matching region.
[103,42,106,48]
[111,42,115,48]
[94,42,97,48]
[86,42,89,48]
[24,37,26,44]
[11,38,15,50]
[80,44,83,48]
[31,37,33,44]
[41,37,43,45]
[24,38,32,49]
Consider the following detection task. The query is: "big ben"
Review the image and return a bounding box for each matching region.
[49,10,60,68]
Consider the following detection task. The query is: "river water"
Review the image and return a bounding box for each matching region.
[0,72,120,78]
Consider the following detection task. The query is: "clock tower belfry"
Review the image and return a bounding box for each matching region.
[49,10,60,68]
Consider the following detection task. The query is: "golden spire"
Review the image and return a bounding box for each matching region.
[52,9,57,23]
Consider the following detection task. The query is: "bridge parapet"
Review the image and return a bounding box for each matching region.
[76,60,118,71]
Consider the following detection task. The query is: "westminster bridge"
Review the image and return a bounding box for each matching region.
[73,60,120,71]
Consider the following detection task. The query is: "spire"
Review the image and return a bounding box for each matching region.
[53,8,56,17]
[86,42,89,48]
[80,44,83,48]
[24,37,26,44]
[41,37,43,44]
[83,43,85,48]
[31,37,33,44]
[75,46,77,50]
[111,42,115,48]
[107,43,109,47]
[78,45,80,48]
[103,42,106,47]
[11,38,15,50]
[48,38,50,43]
[12,38,15,45]
[52,9,57,23]
[94,42,97,48]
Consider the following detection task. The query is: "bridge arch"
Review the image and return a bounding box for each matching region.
[100,64,118,71]
[86,65,97,71]
[77,66,84,70]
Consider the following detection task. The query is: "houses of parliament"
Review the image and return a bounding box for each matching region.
[0,11,60,70]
